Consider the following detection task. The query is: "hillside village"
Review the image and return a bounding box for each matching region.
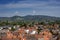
[0,22,60,40]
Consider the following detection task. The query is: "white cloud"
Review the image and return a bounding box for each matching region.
[14,11,19,15]
[0,1,60,9]
[4,3,44,8]
[0,1,60,17]
[33,10,36,14]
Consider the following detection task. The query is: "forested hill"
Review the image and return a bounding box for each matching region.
[0,15,60,22]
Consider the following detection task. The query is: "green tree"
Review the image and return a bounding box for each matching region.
[11,27,15,31]
[37,29,41,34]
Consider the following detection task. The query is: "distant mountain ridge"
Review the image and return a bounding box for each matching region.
[0,15,60,21]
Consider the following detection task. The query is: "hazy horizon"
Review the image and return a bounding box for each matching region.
[0,0,60,17]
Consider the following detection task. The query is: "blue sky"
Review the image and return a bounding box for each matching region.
[0,0,60,17]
